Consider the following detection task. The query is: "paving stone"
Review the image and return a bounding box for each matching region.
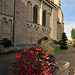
[54,46,75,75]
[0,64,13,75]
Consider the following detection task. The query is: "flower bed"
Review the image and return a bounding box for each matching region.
[0,38,11,47]
[10,46,57,75]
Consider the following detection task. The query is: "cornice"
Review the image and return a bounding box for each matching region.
[57,22,64,25]
[43,0,60,9]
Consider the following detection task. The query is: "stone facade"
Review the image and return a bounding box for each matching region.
[0,0,14,40]
[0,0,64,45]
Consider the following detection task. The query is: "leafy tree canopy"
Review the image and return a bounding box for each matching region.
[71,28,75,39]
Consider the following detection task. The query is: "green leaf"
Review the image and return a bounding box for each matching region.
[40,40,54,54]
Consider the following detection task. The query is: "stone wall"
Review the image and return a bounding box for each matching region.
[0,0,14,16]
[0,14,13,40]
[50,8,58,40]
[58,8,63,23]
[0,0,14,40]
[26,22,51,44]
[57,23,64,40]
[0,0,64,45]
[14,0,52,45]
[14,0,27,45]
[57,8,64,41]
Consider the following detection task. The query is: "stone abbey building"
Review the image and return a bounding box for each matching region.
[0,0,64,45]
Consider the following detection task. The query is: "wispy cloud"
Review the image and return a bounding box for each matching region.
[61,0,75,40]
[64,21,75,40]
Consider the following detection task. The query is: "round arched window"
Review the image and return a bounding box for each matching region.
[42,11,46,26]
[33,6,38,23]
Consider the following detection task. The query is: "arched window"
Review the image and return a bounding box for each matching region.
[42,11,46,26]
[33,6,38,23]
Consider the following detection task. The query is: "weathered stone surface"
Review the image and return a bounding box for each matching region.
[0,0,64,45]
[56,60,70,75]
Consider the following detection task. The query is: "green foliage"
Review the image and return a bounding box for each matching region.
[37,36,49,44]
[40,40,54,54]
[60,32,68,49]
[71,28,75,39]
[54,44,72,52]
[1,38,11,47]
[58,40,62,45]
[41,36,49,41]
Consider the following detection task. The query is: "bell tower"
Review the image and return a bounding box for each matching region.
[54,0,61,7]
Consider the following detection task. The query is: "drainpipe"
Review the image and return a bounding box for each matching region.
[12,0,16,45]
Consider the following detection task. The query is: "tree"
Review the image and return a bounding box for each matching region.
[71,28,75,39]
[60,32,68,49]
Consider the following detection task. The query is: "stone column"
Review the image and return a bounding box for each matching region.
[39,0,43,25]
[46,13,50,28]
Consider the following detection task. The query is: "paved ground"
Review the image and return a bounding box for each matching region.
[0,52,17,75]
[54,46,75,75]
[0,46,75,75]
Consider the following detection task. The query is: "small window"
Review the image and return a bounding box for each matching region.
[33,6,38,23]
[42,11,46,26]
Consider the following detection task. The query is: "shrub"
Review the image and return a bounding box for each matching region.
[60,32,68,49]
[53,40,58,44]
[40,40,54,54]
[1,38,11,47]
[58,40,62,45]
[37,36,49,44]
[41,36,49,41]
[10,46,57,75]
[73,41,75,47]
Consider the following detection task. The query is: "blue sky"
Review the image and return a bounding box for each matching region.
[61,0,75,40]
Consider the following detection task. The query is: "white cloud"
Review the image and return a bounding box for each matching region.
[61,0,75,11]
[64,21,75,40]
[61,0,75,2]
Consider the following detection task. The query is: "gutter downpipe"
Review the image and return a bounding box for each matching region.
[12,0,16,45]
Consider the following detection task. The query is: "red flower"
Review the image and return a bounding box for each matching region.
[36,47,41,51]
[42,51,45,54]
[35,52,39,55]
[17,67,20,70]
[35,57,38,59]
[30,51,33,55]
[42,55,46,58]
[47,50,50,55]
[37,52,39,54]
[28,68,31,72]
[10,72,12,74]
[24,50,27,52]
[35,52,37,55]
[16,53,21,58]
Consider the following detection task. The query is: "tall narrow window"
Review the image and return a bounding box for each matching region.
[33,6,38,23]
[42,11,46,26]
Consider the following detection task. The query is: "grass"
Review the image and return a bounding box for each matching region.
[54,44,72,52]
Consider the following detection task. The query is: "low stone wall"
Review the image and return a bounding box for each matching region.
[56,60,70,75]
[0,44,38,54]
